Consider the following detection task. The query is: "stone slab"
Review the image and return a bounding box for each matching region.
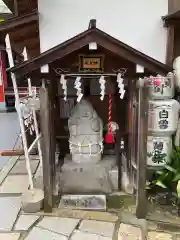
[0,233,21,240]
[37,217,80,237]
[0,175,29,193]
[63,155,116,169]
[59,195,106,211]
[79,219,114,238]
[118,223,141,239]
[60,155,117,193]
[0,197,21,231]
[25,227,68,240]
[0,156,19,185]
[148,231,172,239]
[14,214,39,230]
[10,160,39,175]
[70,230,112,240]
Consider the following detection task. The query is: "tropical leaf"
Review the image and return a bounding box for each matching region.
[155,180,167,188]
[173,173,180,182]
[164,165,176,173]
[177,180,180,198]
[156,170,164,175]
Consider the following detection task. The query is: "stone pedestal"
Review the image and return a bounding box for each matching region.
[59,155,118,193]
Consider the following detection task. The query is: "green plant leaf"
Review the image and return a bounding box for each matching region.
[164,165,176,173]
[177,180,180,198]
[155,180,167,188]
[173,173,180,182]
[156,170,164,175]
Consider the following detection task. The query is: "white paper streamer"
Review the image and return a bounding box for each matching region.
[16,101,34,135]
[60,74,67,101]
[74,76,83,102]
[117,73,125,99]
[99,76,106,101]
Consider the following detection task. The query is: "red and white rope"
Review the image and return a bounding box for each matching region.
[108,92,112,132]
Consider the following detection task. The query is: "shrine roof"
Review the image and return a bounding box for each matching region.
[8,22,172,77]
[162,10,180,26]
[0,10,38,31]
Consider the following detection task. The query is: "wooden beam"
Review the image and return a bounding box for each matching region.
[0,13,13,20]
[17,0,38,15]
[39,84,53,212]
[10,33,93,77]
[166,25,175,65]
[0,10,38,32]
[162,10,180,27]
[168,0,180,13]
[136,85,148,219]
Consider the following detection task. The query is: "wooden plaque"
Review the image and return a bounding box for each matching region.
[79,55,104,72]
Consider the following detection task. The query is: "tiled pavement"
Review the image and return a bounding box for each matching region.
[0,155,179,239]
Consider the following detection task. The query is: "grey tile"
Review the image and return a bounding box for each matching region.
[79,220,115,238]
[118,223,142,239]
[25,227,68,240]
[0,197,21,230]
[0,112,19,169]
[10,160,39,175]
[0,233,21,240]
[70,230,112,240]
[0,175,29,193]
[14,214,40,230]
[37,217,80,237]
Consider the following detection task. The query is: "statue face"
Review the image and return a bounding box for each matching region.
[79,106,93,119]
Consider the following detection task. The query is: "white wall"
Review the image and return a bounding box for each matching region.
[38,0,168,63]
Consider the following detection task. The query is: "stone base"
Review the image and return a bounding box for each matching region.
[72,153,101,164]
[21,188,44,213]
[59,155,118,193]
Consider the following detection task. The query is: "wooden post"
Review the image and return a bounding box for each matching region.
[136,85,148,219]
[166,25,175,65]
[49,80,56,192]
[39,84,53,212]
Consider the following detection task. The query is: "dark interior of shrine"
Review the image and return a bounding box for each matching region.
[52,45,131,159]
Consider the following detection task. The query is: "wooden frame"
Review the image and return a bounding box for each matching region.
[78,54,104,72]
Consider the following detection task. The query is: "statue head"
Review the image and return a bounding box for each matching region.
[70,99,96,120]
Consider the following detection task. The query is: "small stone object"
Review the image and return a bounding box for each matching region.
[59,195,106,211]
[21,188,44,213]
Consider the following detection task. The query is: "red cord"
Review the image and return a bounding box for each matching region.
[104,90,114,144]
[108,92,112,132]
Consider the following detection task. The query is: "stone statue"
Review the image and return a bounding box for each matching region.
[68,99,103,163]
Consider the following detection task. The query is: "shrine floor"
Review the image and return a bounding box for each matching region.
[0,155,180,239]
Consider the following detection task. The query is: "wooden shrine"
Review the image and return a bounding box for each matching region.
[7,20,171,217]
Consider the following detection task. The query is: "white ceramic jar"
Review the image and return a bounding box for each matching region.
[147,136,172,166]
[148,99,180,136]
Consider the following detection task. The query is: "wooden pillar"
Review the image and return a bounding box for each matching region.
[136,85,148,219]
[39,81,55,212]
[166,25,175,65]
[168,0,180,13]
